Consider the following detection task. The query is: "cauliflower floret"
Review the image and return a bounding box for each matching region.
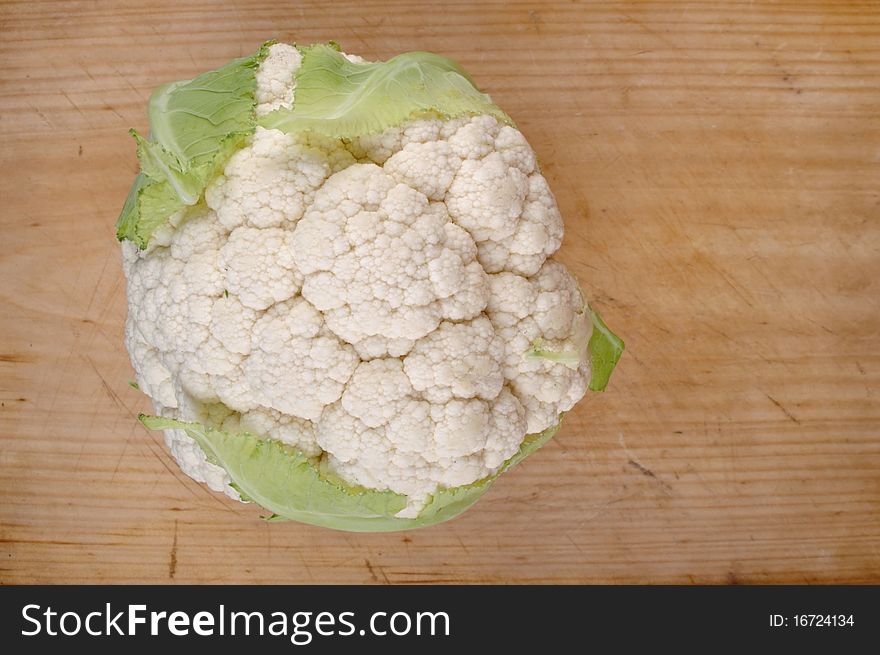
[240,407,320,457]
[164,427,234,495]
[169,204,229,261]
[206,127,352,231]
[484,387,528,468]
[341,358,415,428]
[123,241,215,395]
[254,43,302,116]
[447,152,528,242]
[218,226,302,311]
[158,398,239,499]
[447,114,501,159]
[126,328,177,408]
[403,317,505,404]
[384,141,461,200]
[210,295,257,356]
[494,124,538,174]
[441,117,563,277]
[347,118,446,163]
[292,164,489,355]
[317,358,526,515]
[475,173,564,276]
[244,298,359,421]
[351,335,415,360]
[487,261,592,433]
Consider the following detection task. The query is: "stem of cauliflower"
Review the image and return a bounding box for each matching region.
[525,338,583,371]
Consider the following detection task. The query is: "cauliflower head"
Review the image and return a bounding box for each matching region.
[118,42,623,531]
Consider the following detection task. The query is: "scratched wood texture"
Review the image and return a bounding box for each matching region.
[1,0,878,584]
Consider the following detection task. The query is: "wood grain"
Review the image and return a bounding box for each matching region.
[1,0,878,584]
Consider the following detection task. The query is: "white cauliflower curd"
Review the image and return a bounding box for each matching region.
[118,42,622,531]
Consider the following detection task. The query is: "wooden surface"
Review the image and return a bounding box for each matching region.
[1,0,878,584]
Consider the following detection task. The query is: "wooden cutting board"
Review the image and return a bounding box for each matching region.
[1,0,877,584]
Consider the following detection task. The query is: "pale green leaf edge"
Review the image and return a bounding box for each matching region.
[140,414,560,532]
[260,43,513,139]
[115,42,274,248]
